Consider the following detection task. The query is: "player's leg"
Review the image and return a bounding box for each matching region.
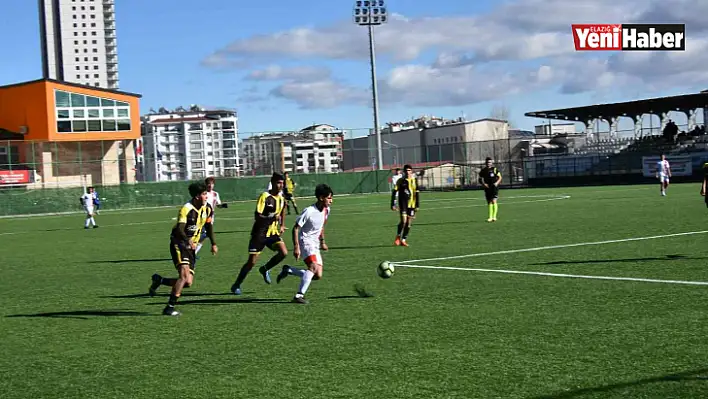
[400,209,414,246]
[485,189,494,221]
[288,254,322,304]
[151,242,188,296]
[163,263,194,316]
[491,187,499,221]
[258,238,288,284]
[663,176,669,195]
[195,230,208,256]
[395,211,406,245]
[231,252,260,295]
[290,197,299,214]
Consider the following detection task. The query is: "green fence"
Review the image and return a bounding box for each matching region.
[0,170,393,216]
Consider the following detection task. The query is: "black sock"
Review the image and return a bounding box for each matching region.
[262,252,286,271]
[402,226,410,240]
[161,277,176,286]
[397,222,403,236]
[286,203,290,213]
[234,263,253,287]
[293,205,298,214]
[168,293,179,306]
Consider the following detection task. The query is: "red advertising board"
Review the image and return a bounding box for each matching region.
[0,170,31,184]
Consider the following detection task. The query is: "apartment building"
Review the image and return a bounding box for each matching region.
[140,107,240,181]
[39,0,119,89]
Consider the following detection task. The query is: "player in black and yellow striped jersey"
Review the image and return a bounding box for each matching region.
[148,181,218,316]
[700,162,708,207]
[283,171,299,215]
[391,164,419,247]
[479,157,502,222]
[231,173,289,295]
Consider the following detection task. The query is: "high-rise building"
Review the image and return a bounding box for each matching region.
[38,0,119,89]
[140,107,241,182]
[241,124,344,175]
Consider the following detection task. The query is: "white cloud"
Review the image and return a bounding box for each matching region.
[206,0,708,109]
[246,65,331,82]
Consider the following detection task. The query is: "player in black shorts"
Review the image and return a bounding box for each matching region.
[700,162,708,207]
[283,171,299,215]
[231,172,288,295]
[479,157,502,222]
[391,164,419,247]
[148,181,218,316]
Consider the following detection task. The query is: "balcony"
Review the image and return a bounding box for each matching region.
[105,23,116,31]
[106,56,118,65]
[105,30,116,39]
[105,40,117,48]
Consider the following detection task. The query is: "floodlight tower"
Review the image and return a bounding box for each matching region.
[353,0,387,170]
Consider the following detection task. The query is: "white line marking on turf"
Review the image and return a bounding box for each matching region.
[395,230,708,264]
[393,264,708,286]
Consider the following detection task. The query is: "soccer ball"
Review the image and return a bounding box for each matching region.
[377,261,394,278]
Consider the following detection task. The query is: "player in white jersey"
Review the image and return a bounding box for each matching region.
[655,154,671,196]
[79,186,98,229]
[276,183,333,304]
[197,177,228,255]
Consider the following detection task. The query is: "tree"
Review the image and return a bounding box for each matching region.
[489,103,513,127]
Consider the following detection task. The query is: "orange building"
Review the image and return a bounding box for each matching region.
[0,78,141,188]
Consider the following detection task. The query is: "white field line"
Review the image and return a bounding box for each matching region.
[394,230,708,265]
[0,195,571,236]
[0,183,658,221]
[392,264,708,286]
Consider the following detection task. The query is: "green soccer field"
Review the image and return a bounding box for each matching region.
[2,183,708,398]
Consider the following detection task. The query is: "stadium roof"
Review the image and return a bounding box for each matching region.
[525,91,708,122]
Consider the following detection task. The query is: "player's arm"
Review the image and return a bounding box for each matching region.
[390,179,399,209]
[478,170,488,188]
[415,179,420,209]
[215,192,228,208]
[495,169,502,186]
[702,167,708,195]
[254,193,272,219]
[291,211,306,259]
[173,205,191,244]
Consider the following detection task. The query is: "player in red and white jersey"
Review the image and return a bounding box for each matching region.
[276,183,333,304]
[655,154,671,196]
[196,176,227,255]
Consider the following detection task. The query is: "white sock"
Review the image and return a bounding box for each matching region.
[90,217,96,226]
[298,270,314,295]
[85,218,90,227]
[195,243,203,253]
[287,266,306,278]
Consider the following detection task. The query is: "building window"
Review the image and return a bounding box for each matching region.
[54,89,132,133]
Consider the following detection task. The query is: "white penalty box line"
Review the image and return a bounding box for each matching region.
[391,230,708,286]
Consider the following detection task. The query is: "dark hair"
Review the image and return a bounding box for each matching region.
[189,182,207,198]
[485,157,492,162]
[315,183,333,199]
[205,176,215,184]
[271,172,284,183]
[284,171,289,176]
[394,168,400,172]
[403,164,412,171]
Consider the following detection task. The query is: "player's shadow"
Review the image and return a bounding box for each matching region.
[6,309,155,320]
[147,298,290,306]
[101,292,233,299]
[530,366,708,398]
[87,258,171,264]
[530,254,706,266]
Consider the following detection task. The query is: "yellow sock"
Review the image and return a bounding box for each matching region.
[493,203,498,218]
[488,204,493,219]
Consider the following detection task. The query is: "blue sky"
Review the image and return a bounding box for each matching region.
[1,0,706,136]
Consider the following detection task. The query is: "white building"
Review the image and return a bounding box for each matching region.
[241,124,343,175]
[140,107,240,181]
[534,122,577,136]
[38,0,119,89]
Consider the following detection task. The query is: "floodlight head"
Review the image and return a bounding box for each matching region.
[353,0,388,25]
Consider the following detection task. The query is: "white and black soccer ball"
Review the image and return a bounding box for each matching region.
[377,261,394,279]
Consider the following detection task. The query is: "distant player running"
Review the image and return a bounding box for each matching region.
[230,173,288,295]
[277,184,333,304]
[283,171,299,215]
[700,162,708,207]
[479,157,502,222]
[656,154,671,196]
[79,186,98,229]
[391,164,419,246]
[196,176,228,257]
[149,182,218,316]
